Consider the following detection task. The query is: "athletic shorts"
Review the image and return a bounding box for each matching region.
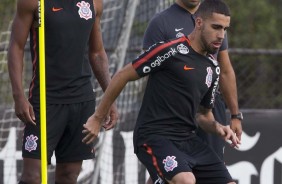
[197,94,227,159]
[136,134,233,184]
[22,100,96,163]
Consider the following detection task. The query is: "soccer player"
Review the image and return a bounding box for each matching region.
[8,0,118,183]
[83,0,239,183]
[143,0,243,161]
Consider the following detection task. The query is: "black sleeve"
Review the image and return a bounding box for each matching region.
[200,75,220,109]
[133,40,178,77]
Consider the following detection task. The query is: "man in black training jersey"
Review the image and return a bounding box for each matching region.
[8,0,118,183]
[143,0,243,162]
[83,0,239,183]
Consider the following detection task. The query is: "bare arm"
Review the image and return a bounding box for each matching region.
[218,50,243,141]
[82,63,140,144]
[87,0,119,131]
[89,0,111,91]
[196,106,240,148]
[8,0,37,124]
[196,107,220,134]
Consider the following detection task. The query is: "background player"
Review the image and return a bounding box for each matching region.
[8,0,118,183]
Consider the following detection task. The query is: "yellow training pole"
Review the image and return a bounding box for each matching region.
[38,0,48,183]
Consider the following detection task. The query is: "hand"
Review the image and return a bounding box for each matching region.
[217,125,240,149]
[14,96,36,125]
[82,104,119,144]
[82,114,103,144]
[102,104,119,130]
[230,118,242,141]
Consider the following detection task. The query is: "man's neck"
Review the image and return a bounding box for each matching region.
[188,34,207,56]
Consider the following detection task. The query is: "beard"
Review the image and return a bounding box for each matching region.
[182,0,201,9]
[200,33,220,55]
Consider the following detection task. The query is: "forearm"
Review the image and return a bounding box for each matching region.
[196,113,221,134]
[94,72,126,121]
[89,52,112,92]
[7,46,25,100]
[219,69,239,114]
[218,50,239,114]
[94,63,139,123]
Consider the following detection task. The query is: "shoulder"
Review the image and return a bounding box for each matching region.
[149,4,178,22]
[17,0,37,12]
[16,0,38,26]
[146,36,189,54]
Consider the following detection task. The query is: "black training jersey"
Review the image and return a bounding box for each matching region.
[29,0,95,104]
[133,36,220,149]
[142,3,228,52]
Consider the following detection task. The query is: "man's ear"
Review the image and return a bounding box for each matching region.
[195,17,203,30]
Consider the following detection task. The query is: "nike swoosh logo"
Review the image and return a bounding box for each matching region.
[175,28,183,32]
[52,7,63,12]
[184,65,194,71]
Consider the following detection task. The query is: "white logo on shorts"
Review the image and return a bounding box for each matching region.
[154,175,165,184]
[163,156,178,172]
[25,134,38,152]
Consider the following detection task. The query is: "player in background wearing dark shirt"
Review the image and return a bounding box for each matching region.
[82,0,239,183]
[143,0,243,161]
[8,0,118,183]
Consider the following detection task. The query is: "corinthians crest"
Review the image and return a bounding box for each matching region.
[25,134,38,152]
[163,156,178,172]
[76,1,92,20]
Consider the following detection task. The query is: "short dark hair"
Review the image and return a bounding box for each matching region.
[195,0,231,19]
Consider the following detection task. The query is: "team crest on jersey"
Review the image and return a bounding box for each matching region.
[76,1,92,20]
[25,134,38,152]
[163,156,178,172]
[205,67,213,88]
[176,32,185,38]
[177,44,189,54]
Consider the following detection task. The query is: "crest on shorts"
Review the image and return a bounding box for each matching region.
[205,67,213,88]
[76,1,92,20]
[25,134,38,152]
[163,156,178,172]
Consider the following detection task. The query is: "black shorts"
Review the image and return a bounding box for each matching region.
[22,100,96,163]
[136,135,233,184]
[197,94,227,159]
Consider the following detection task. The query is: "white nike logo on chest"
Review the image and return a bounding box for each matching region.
[175,28,183,32]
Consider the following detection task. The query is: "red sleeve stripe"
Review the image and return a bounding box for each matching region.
[132,36,187,69]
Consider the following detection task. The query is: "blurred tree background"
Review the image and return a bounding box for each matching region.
[224,0,282,108]
[0,0,15,32]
